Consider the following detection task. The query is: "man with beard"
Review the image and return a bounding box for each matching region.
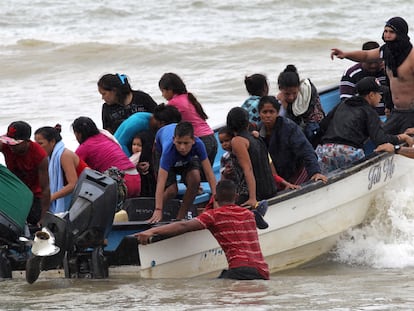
[331,17,414,134]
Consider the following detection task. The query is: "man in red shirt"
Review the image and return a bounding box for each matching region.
[0,121,50,227]
[136,179,269,280]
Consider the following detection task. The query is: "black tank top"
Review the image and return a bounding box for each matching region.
[238,130,277,200]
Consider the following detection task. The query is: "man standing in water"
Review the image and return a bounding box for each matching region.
[136,179,269,280]
[331,17,414,134]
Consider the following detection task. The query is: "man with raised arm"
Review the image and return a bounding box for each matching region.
[331,17,414,134]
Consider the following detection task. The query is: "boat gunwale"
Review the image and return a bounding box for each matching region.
[267,150,393,206]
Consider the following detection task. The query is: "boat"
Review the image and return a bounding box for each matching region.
[138,149,410,278]
[3,84,413,281]
[135,85,414,278]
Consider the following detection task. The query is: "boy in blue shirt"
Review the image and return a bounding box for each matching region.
[148,121,217,223]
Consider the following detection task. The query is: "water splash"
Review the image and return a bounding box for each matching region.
[333,176,414,268]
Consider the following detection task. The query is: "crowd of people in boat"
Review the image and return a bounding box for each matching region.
[2,16,414,280]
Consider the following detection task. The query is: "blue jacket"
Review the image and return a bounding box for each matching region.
[260,116,320,182]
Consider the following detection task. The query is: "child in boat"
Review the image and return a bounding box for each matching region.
[148,120,217,223]
[136,179,269,280]
[129,130,156,197]
[218,126,240,184]
[241,73,269,128]
[158,72,217,169]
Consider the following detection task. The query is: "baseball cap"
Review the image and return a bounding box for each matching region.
[355,77,383,96]
[0,121,31,145]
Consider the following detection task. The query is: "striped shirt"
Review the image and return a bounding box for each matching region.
[196,204,269,279]
[339,63,388,115]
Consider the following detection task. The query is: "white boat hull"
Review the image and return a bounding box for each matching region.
[139,153,414,278]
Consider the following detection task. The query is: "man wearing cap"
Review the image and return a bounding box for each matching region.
[315,77,414,174]
[0,121,50,227]
[331,16,414,134]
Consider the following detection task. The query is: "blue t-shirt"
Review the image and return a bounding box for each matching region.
[155,123,208,171]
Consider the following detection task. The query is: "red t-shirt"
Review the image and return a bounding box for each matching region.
[196,204,269,279]
[2,141,47,198]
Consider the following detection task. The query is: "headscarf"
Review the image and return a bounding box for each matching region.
[381,17,413,77]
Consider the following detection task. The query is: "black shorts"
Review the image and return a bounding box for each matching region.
[218,266,267,280]
[165,157,202,188]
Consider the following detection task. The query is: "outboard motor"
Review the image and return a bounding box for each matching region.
[30,169,117,282]
[0,164,33,278]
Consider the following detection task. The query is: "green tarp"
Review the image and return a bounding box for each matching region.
[0,164,33,228]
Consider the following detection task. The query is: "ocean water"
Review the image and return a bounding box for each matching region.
[1,1,414,309]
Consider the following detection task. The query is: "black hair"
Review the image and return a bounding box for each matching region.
[174,121,194,138]
[132,130,155,163]
[362,41,380,50]
[159,72,209,120]
[258,96,281,113]
[218,126,234,137]
[153,103,182,125]
[277,64,300,89]
[34,124,63,143]
[244,73,268,96]
[226,107,249,132]
[215,179,237,203]
[7,121,32,141]
[97,73,133,105]
[72,117,100,144]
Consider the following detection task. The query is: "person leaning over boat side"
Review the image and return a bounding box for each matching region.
[276,64,325,148]
[0,121,50,227]
[34,125,89,214]
[113,111,152,157]
[158,72,217,169]
[226,107,277,208]
[136,179,269,280]
[331,17,414,134]
[72,116,141,198]
[98,73,157,134]
[241,73,269,127]
[316,77,414,175]
[258,96,327,186]
[149,121,216,222]
[339,41,393,118]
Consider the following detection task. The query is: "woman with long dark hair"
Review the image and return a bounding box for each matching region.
[72,116,141,198]
[158,73,217,168]
[34,125,88,213]
[98,73,157,134]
